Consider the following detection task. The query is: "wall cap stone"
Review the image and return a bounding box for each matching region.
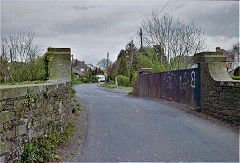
[48,48,71,55]
[193,52,226,63]
[0,81,71,101]
[193,51,239,82]
[138,68,153,74]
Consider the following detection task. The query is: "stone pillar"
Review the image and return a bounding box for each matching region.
[133,68,153,96]
[48,48,71,81]
[193,52,240,124]
[193,52,231,110]
[193,51,232,82]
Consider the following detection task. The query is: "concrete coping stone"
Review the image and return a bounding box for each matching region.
[0,80,71,101]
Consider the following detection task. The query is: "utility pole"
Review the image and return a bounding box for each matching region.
[107,52,109,83]
[107,52,109,68]
[130,40,134,86]
[130,40,133,69]
[71,54,73,75]
[140,28,143,51]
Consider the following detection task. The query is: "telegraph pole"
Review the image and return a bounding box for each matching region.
[140,28,143,51]
[107,52,109,83]
[130,40,133,69]
[71,54,73,75]
[107,52,109,68]
[130,40,134,86]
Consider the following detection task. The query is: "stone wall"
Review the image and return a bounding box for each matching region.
[193,52,240,125]
[0,48,73,162]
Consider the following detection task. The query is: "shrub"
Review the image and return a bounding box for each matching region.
[131,71,138,86]
[116,75,129,87]
[231,76,240,80]
[110,70,118,81]
[92,76,99,83]
[117,56,130,77]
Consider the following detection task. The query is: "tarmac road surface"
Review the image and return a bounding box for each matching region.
[71,83,239,162]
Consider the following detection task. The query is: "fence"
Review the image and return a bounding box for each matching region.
[138,68,200,106]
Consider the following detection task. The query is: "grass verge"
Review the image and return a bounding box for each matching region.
[72,78,84,85]
[102,83,133,91]
[231,76,240,80]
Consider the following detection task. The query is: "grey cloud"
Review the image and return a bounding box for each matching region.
[72,6,89,10]
[173,1,239,38]
[1,0,239,65]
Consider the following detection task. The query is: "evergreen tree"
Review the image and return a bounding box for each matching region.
[117,56,130,77]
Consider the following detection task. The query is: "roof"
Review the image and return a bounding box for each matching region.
[216,47,234,62]
[72,67,85,76]
[72,59,88,70]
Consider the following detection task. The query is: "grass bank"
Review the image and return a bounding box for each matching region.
[72,78,84,85]
[102,83,133,91]
[231,76,240,80]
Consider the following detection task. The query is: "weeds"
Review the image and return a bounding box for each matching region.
[21,123,76,163]
[76,103,85,111]
[71,88,76,97]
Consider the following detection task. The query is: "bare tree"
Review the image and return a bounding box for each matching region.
[141,12,206,69]
[1,32,43,83]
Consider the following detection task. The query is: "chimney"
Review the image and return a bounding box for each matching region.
[233,46,238,52]
[216,47,221,52]
[75,59,78,67]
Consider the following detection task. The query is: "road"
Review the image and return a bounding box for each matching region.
[71,83,239,162]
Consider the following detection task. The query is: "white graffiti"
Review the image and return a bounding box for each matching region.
[179,71,196,89]
[190,71,196,88]
[180,72,188,90]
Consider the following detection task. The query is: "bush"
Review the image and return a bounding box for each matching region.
[0,56,46,84]
[231,76,240,80]
[117,56,130,77]
[110,70,118,81]
[131,71,138,86]
[71,72,84,85]
[92,76,99,83]
[116,75,129,87]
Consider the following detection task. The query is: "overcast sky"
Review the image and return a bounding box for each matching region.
[1,0,239,65]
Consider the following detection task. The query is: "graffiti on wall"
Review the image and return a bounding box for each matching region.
[138,68,200,106]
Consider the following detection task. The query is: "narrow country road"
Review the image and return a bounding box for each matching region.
[71,83,239,162]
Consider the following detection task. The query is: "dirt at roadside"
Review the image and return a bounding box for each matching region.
[53,96,87,162]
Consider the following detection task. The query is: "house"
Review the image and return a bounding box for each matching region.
[72,59,89,78]
[216,47,240,76]
[216,47,235,71]
[232,46,240,76]
[72,59,105,78]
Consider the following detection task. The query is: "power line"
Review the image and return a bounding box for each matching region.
[156,0,171,15]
